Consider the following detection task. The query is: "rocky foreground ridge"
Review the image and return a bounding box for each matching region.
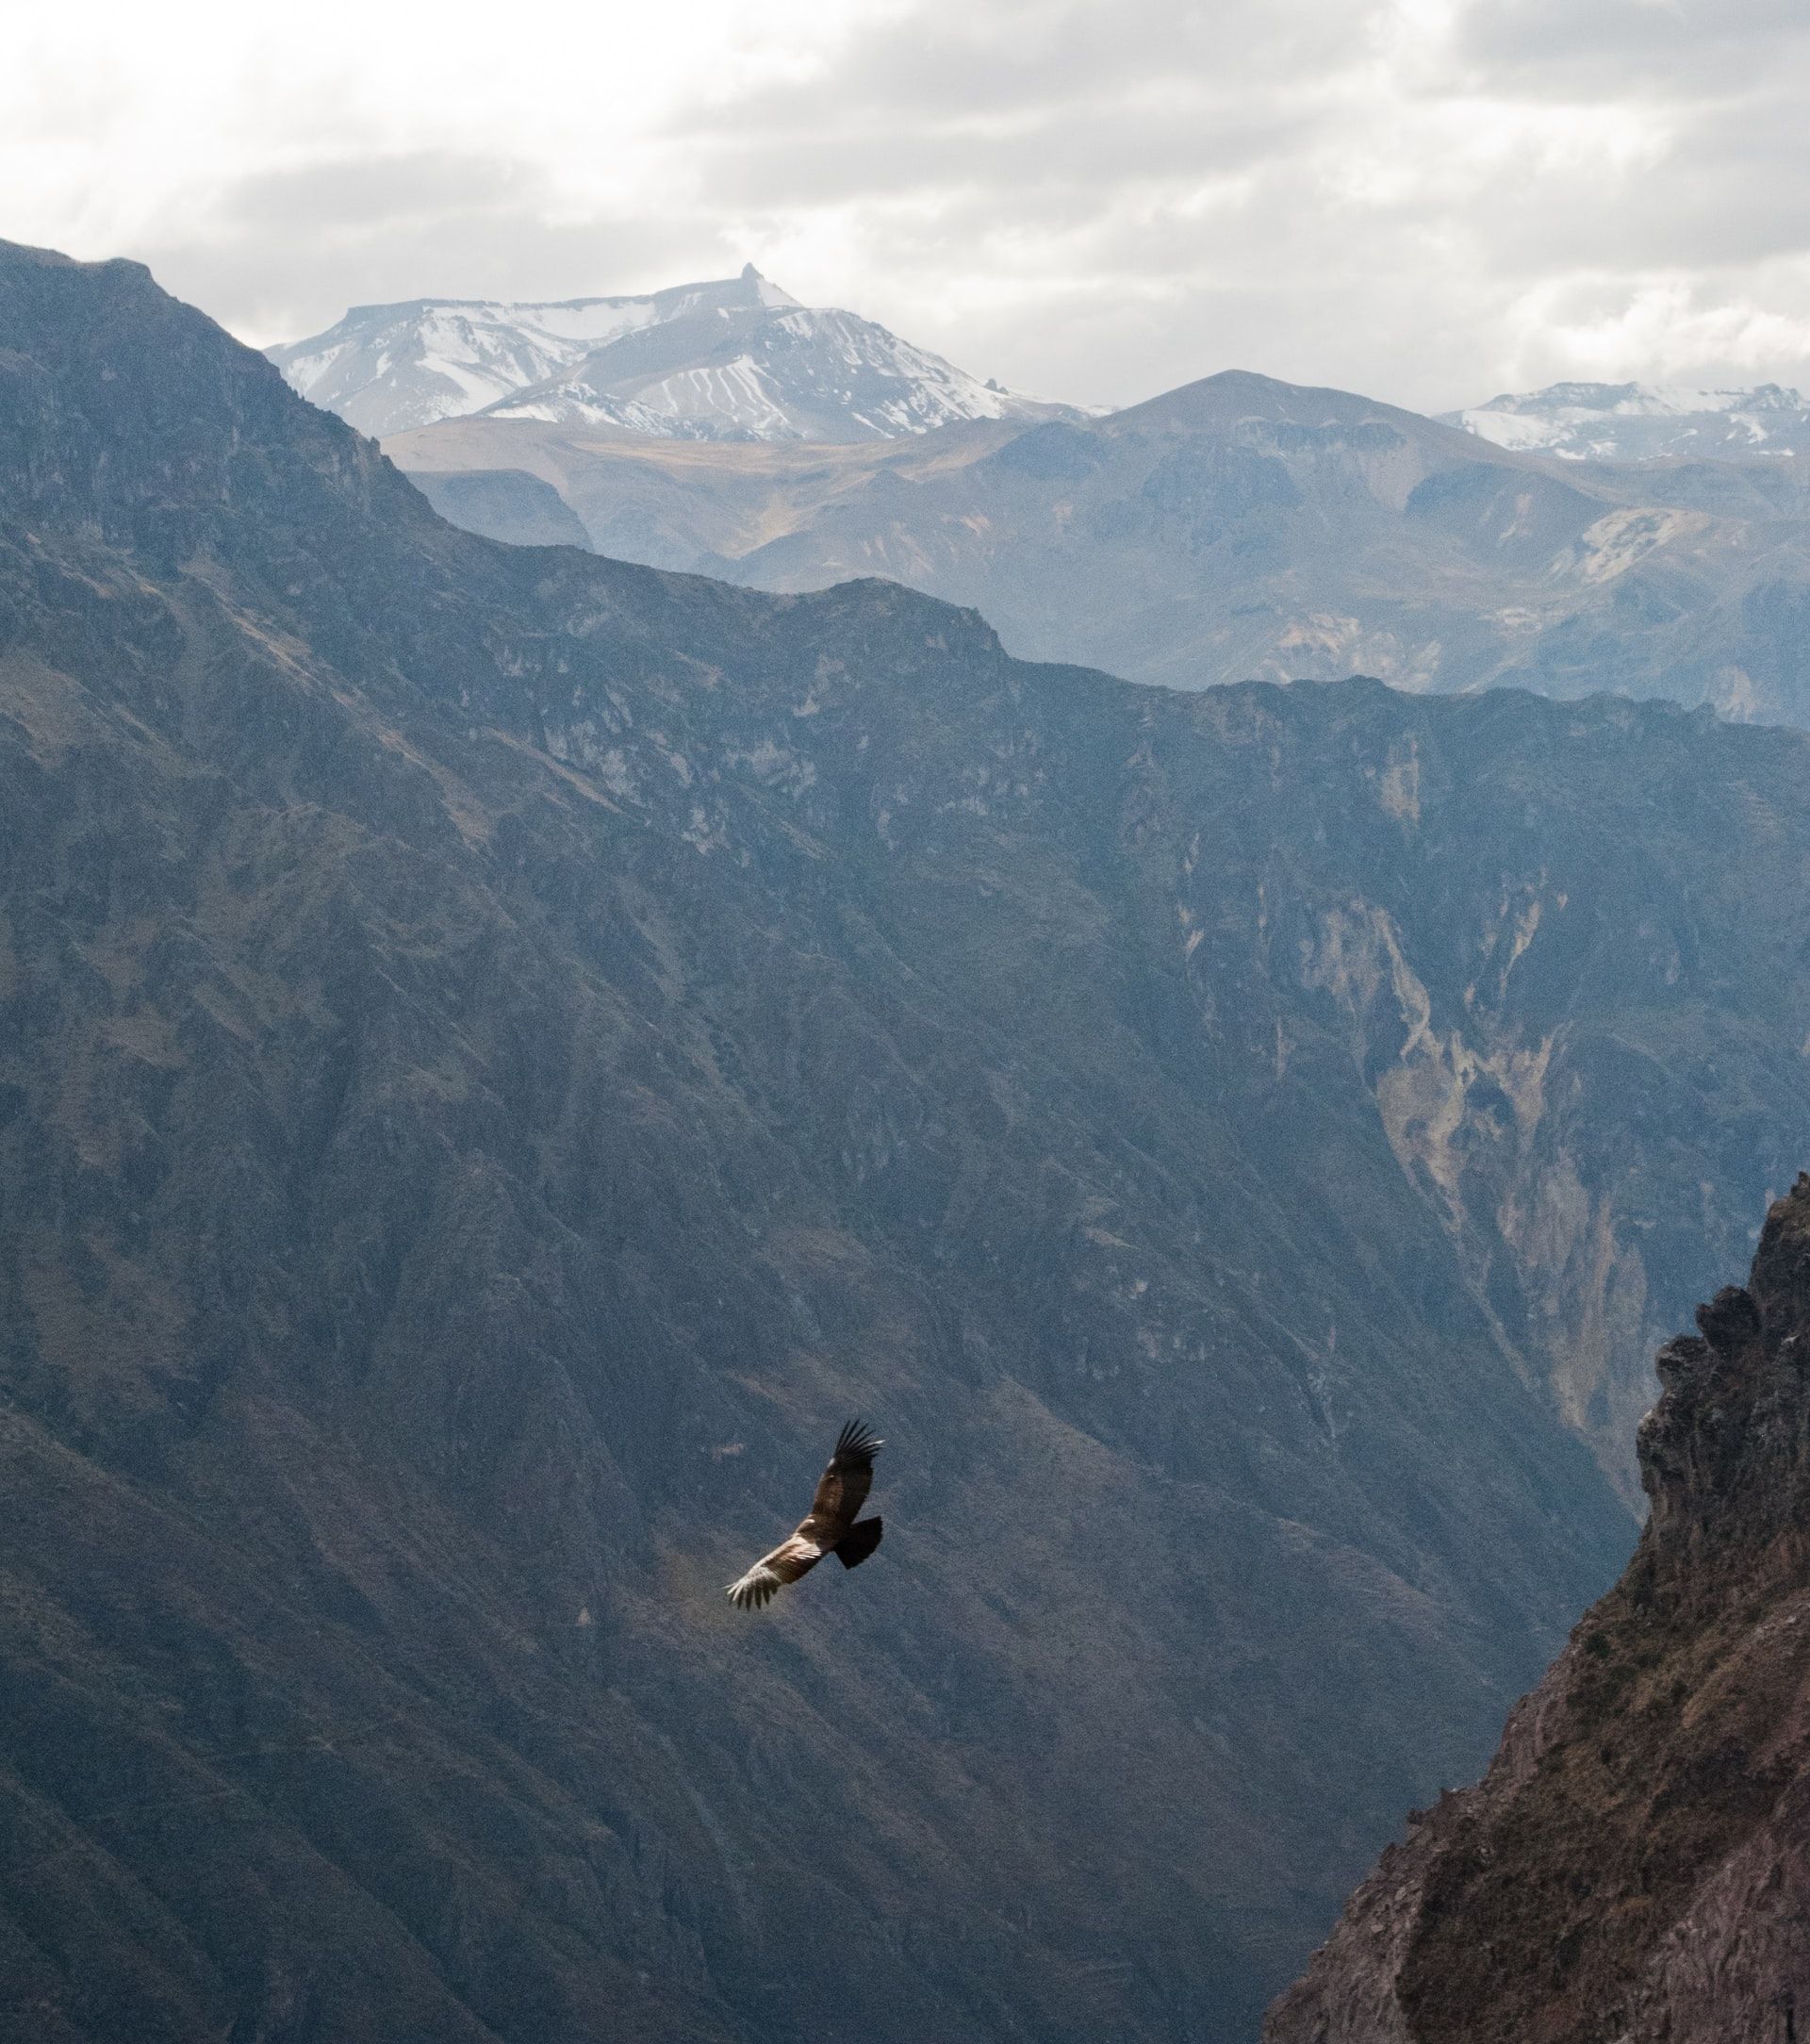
[1267,1176,1810,2044]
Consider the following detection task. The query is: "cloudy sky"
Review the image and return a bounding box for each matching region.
[8,0,1809,412]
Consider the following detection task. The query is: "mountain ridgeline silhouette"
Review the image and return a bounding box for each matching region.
[389,367,1810,725]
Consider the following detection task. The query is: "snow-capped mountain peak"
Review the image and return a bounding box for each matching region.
[736,262,799,310]
[1443,379,1810,461]
[269,269,1077,443]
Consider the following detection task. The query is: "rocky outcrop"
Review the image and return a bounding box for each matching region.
[1266,1178,1810,2044]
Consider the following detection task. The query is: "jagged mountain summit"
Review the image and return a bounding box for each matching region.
[1266,1174,1810,2044]
[269,262,1080,441]
[1445,379,1810,463]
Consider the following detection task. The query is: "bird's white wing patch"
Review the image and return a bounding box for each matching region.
[726,1563,784,1610]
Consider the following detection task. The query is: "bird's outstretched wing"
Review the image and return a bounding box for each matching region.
[807,1419,883,1534]
[725,1534,824,1611]
[725,1420,885,1611]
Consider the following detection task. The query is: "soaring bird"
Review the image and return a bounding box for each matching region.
[726,1420,885,1610]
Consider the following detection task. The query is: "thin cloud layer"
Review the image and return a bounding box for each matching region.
[8,0,1809,412]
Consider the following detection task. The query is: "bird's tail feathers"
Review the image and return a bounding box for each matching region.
[834,1517,883,1569]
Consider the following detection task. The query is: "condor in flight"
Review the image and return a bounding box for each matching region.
[726,1421,885,1610]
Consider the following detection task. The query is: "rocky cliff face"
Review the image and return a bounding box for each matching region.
[1266,1177,1810,2044]
[7,238,1810,2043]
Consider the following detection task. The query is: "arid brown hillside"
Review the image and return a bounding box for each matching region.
[1266,1176,1810,2044]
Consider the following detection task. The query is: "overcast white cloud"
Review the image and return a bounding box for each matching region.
[7,0,1809,412]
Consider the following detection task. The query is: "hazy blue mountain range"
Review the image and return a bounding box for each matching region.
[8,237,1810,2041]
[387,372,1810,723]
[1445,380,1810,464]
[270,265,1080,442]
[405,462,594,548]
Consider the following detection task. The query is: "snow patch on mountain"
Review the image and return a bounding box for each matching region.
[1444,380,1810,463]
[271,265,1078,443]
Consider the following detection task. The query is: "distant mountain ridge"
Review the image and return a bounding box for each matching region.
[270,263,1081,441]
[390,366,1810,725]
[1446,379,1810,463]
